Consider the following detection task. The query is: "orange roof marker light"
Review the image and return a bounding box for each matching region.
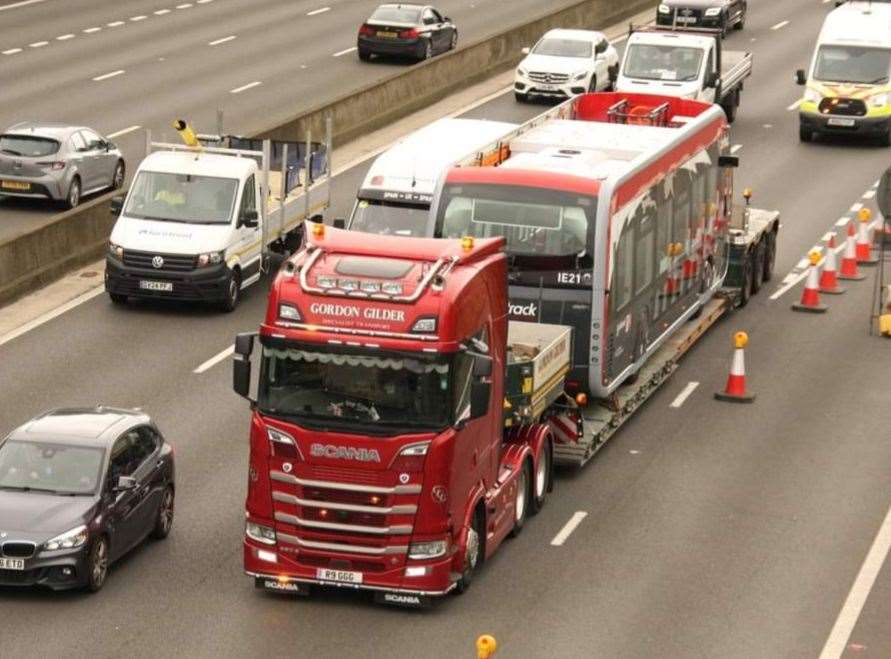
[461,236,475,251]
[311,222,325,239]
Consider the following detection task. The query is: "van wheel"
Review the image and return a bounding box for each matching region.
[515,92,528,103]
[530,440,551,515]
[722,92,738,123]
[509,460,531,537]
[220,269,241,312]
[800,126,815,143]
[454,508,484,594]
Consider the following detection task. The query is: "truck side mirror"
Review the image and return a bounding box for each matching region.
[332,218,346,229]
[718,155,739,168]
[469,381,490,419]
[240,209,259,228]
[110,195,124,216]
[233,332,256,400]
[472,353,492,377]
[795,69,806,86]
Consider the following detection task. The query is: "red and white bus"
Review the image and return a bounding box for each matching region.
[428,92,745,398]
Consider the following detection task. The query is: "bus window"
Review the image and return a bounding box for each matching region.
[657,183,672,275]
[672,173,691,255]
[612,222,634,312]
[635,203,656,295]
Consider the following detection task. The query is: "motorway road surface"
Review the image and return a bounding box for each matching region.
[0,0,581,242]
[1,1,891,657]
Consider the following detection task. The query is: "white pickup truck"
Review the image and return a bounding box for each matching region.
[616,25,752,122]
[105,122,331,311]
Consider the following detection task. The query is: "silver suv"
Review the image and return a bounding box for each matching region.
[0,122,125,209]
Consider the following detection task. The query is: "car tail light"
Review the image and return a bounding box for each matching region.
[36,161,66,170]
[389,442,429,473]
[399,28,419,39]
[359,23,375,36]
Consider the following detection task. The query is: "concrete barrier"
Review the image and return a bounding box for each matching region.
[0,0,657,306]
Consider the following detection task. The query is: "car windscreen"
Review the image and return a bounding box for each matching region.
[123,171,238,224]
[349,199,429,237]
[0,440,104,495]
[0,135,60,158]
[258,341,466,434]
[533,38,592,58]
[813,45,891,85]
[435,183,596,262]
[370,6,421,24]
[623,43,704,82]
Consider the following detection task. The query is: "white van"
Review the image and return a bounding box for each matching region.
[346,118,517,236]
[796,1,891,144]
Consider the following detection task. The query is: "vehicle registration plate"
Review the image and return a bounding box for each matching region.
[0,557,25,570]
[676,16,697,24]
[538,84,557,91]
[827,117,856,127]
[377,31,398,38]
[316,568,363,584]
[139,280,173,292]
[1,180,30,191]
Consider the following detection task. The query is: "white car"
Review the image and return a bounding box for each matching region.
[514,29,619,102]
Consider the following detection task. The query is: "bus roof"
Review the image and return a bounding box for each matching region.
[820,1,891,48]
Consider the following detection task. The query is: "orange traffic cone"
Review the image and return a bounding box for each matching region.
[839,230,866,281]
[856,208,878,265]
[792,251,828,313]
[819,239,845,295]
[715,331,755,403]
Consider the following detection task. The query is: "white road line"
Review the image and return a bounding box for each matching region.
[771,20,789,31]
[822,231,835,243]
[93,69,125,81]
[307,6,330,15]
[130,14,147,21]
[730,144,742,154]
[194,345,234,374]
[197,0,213,3]
[669,381,700,408]
[863,189,876,200]
[29,40,48,47]
[154,8,171,15]
[819,505,891,659]
[230,80,262,94]
[0,287,105,348]
[0,0,52,11]
[795,257,809,270]
[209,35,236,46]
[850,202,863,213]
[332,46,357,57]
[836,217,850,228]
[56,33,75,41]
[106,125,141,139]
[551,512,588,546]
[107,20,125,27]
[787,99,801,111]
[2,47,22,54]
[770,244,843,300]
[176,2,193,8]
[83,27,101,33]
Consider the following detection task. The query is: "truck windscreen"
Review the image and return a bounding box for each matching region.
[813,45,891,85]
[623,43,703,82]
[258,341,471,434]
[435,183,595,263]
[124,171,238,224]
[349,199,428,237]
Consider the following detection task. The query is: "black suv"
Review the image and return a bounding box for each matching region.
[656,0,747,35]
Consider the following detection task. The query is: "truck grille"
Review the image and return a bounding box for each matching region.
[819,98,867,117]
[1,541,36,558]
[527,71,569,84]
[122,250,197,272]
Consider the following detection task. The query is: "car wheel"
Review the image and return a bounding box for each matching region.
[515,91,528,103]
[509,460,531,538]
[151,486,175,540]
[608,64,619,90]
[454,508,484,594]
[735,12,746,30]
[220,269,241,312]
[86,536,109,593]
[799,125,815,143]
[358,48,371,62]
[450,30,458,50]
[108,292,128,306]
[530,440,551,515]
[720,16,728,38]
[111,160,125,190]
[587,75,598,93]
[420,39,432,62]
[63,177,81,210]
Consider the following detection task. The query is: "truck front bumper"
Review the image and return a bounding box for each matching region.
[800,111,891,137]
[105,256,231,302]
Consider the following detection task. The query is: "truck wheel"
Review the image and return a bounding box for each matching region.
[750,242,765,295]
[509,461,531,538]
[530,440,551,515]
[455,508,484,594]
[220,269,241,312]
[737,262,752,307]
[799,126,815,143]
[762,231,777,282]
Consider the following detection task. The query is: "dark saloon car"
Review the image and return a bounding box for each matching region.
[0,407,174,592]
[358,3,457,62]
[656,0,747,34]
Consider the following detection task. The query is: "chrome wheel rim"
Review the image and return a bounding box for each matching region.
[113,165,124,188]
[92,540,107,585]
[515,469,527,523]
[228,279,238,305]
[425,42,432,59]
[69,182,79,207]
[465,526,479,571]
[535,451,547,499]
[160,490,174,533]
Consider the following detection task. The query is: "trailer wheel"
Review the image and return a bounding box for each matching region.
[722,91,738,124]
[530,440,552,515]
[509,460,531,538]
[737,262,752,307]
[750,241,765,295]
[455,507,484,594]
[762,230,777,283]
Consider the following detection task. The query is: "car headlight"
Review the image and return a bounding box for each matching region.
[658,3,670,14]
[516,67,528,77]
[246,521,276,545]
[108,241,123,259]
[803,88,821,104]
[44,525,88,551]
[408,539,448,560]
[705,7,722,16]
[572,70,589,81]
[196,251,224,267]
[870,93,889,108]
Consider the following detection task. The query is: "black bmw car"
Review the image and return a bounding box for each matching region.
[656,0,747,34]
[0,407,174,592]
[358,3,457,62]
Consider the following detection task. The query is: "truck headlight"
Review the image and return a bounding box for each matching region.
[246,521,276,545]
[704,7,722,16]
[658,3,670,14]
[803,88,821,104]
[572,70,589,81]
[870,93,889,108]
[197,251,224,267]
[108,241,123,259]
[408,539,448,560]
[44,525,88,551]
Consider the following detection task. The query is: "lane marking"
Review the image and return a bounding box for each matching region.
[83,27,101,33]
[107,20,125,27]
[209,35,236,46]
[332,46,357,57]
[819,505,891,659]
[197,0,214,3]
[730,144,742,154]
[863,189,876,200]
[551,512,588,546]
[56,33,75,41]
[130,14,147,21]
[106,125,141,139]
[0,287,105,348]
[29,40,48,47]
[194,345,234,374]
[93,69,125,81]
[850,202,863,213]
[787,99,801,111]
[307,6,330,15]
[836,217,850,228]
[771,20,789,30]
[154,8,171,15]
[669,381,700,408]
[2,47,22,54]
[176,2,193,8]
[230,80,262,94]
[0,0,52,10]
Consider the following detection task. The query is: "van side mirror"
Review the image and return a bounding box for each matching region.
[240,209,259,228]
[469,381,490,419]
[110,195,124,216]
[333,218,346,229]
[233,332,256,400]
[114,475,137,492]
[705,71,719,89]
[795,69,807,86]
[521,47,530,55]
